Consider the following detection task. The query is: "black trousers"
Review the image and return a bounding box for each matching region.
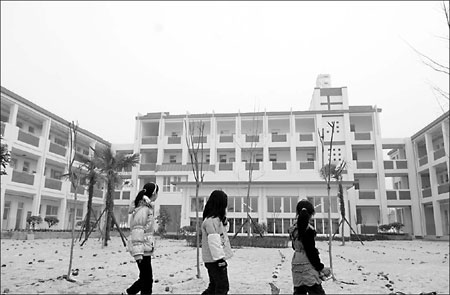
[127,256,153,295]
[293,284,325,295]
[201,261,229,295]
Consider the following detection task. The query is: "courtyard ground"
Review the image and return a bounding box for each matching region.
[1,236,448,294]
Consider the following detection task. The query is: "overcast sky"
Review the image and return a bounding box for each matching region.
[1,1,448,144]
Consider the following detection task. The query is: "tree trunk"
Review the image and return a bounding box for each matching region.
[338,182,345,245]
[86,181,94,237]
[103,181,114,246]
[195,183,201,278]
[67,189,78,279]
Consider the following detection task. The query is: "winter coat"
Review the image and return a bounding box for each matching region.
[127,204,156,261]
[289,223,324,287]
[201,217,233,263]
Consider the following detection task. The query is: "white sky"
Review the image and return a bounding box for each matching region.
[1,1,448,144]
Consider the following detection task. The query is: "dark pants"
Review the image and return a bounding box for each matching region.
[127,256,153,295]
[201,261,229,295]
[293,284,325,295]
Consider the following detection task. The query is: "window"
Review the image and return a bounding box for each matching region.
[28,126,35,134]
[51,169,62,179]
[306,153,315,162]
[352,152,358,161]
[205,154,210,164]
[255,154,263,162]
[113,191,121,199]
[22,161,30,173]
[219,155,227,163]
[16,121,23,129]
[171,132,178,137]
[163,176,171,192]
[191,197,205,212]
[270,153,277,162]
[45,205,58,216]
[10,158,17,169]
[169,155,177,163]
[350,124,355,132]
[163,176,182,192]
[3,201,11,221]
[122,192,131,200]
[267,197,282,213]
[55,137,66,147]
[76,208,83,220]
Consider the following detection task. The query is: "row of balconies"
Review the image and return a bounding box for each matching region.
[141,131,374,147]
[418,148,447,167]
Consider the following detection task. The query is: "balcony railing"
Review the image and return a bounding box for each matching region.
[299,133,313,142]
[11,170,35,185]
[168,136,181,144]
[245,162,259,171]
[142,136,158,144]
[419,156,428,166]
[219,135,234,143]
[245,135,259,143]
[18,130,40,147]
[422,187,432,198]
[433,148,446,160]
[49,142,67,157]
[300,161,315,170]
[93,188,103,198]
[193,136,207,143]
[386,190,411,200]
[385,160,407,170]
[438,183,449,195]
[44,177,62,191]
[271,134,287,142]
[70,185,85,195]
[272,162,287,170]
[358,190,376,199]
[219,163,233,171]
[140,163,157,171]
[354,132,371,140]
[356,161,373,169]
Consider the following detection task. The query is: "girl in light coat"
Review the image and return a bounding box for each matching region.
[201,190,233,295]
[126,182,159,295]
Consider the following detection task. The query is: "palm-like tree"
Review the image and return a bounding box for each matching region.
[78,148,104,237]
[95,147,140,246]
[320,162,346,244]
[1,136,11,175]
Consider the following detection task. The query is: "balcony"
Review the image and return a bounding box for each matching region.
[299,161,315,170]
[386,189,411,200]
[245,162,260,171]
[422,187,432,198]
[219,163,233,171]
[272,162,287,170]
[142,136,158,145]
[44,177,62,191]
[11,170,35,185]
[356,160,373,169]
[438,183,449,195]
[433,148,446,161]
[353,132,371,140]
[271,134,287,142]
[219,135,234,143]
[49,142,67,157]
[140,163,157,171]
[18,130,40,147]
[167,136,181,144]
[299,133,313,142]
[384,160,408,170]
[358,190,376,199]
[419,156,428,166]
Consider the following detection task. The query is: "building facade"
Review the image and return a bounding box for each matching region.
[1,75,449,239]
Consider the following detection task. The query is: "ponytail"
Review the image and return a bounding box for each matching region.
[134,182,159,208]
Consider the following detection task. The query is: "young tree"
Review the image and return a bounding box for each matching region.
[26,215,42,231]
[95,146,139,246]
[185,117,205,279]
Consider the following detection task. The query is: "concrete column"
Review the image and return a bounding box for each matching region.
[235,116,241,163]
[0,181,6,229]
[210,116,216,164]
[181,118,188,164]
[58,197,67,230]
[290,113,297,171]
[9,103,19,126]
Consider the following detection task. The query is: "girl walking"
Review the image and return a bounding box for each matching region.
[289,199,331,295]
[126,182,159,295]
[201,190,233,295]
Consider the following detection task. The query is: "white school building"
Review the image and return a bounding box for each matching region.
[1,75,449,239]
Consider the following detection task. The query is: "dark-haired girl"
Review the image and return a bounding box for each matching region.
[289,199,331,295]
[201,190,233,295]
[126,182,159,295]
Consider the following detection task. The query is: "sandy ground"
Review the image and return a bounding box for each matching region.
[1,236,449,294]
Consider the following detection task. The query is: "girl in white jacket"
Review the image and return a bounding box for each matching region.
[126,182,159,295]
[201,190,233,295]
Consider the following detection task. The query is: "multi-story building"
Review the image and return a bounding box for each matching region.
[1,75,448,239]
[0,86,111,230]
